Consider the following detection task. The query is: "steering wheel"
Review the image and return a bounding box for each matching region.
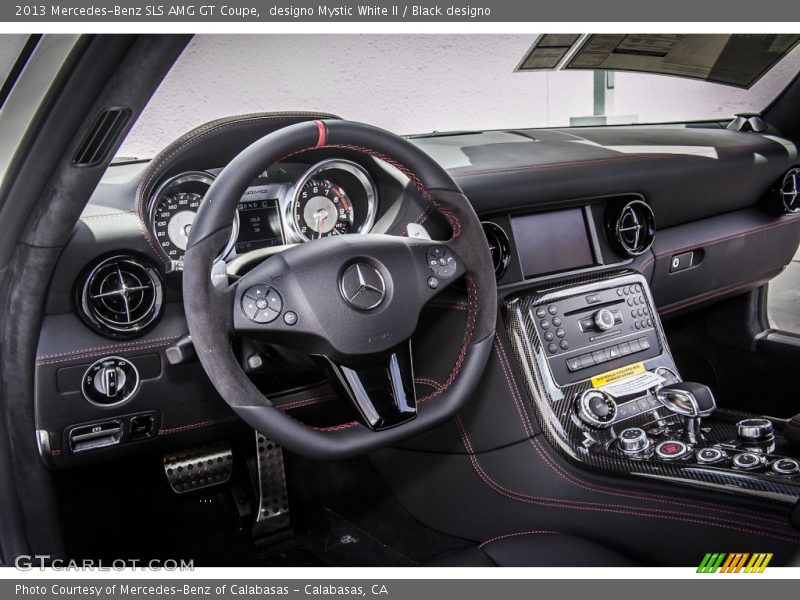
[183,120,496,460]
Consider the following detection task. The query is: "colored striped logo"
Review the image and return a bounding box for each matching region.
[697,553,773,573]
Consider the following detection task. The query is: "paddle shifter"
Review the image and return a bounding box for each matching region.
[656,382,717,443]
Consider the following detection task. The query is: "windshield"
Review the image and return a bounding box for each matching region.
[119,34,800,160]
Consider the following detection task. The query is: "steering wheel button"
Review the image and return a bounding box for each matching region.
[244,284,270,300]
[256,298,268,310]
[254,308,280,324]
[266,289,283,311]
[283,311,298,326]
[242,299,259,319]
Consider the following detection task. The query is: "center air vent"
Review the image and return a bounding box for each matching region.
[482,221,511,279]
[772,167,800,214]
[77,255,163,338]
[605,199,656,257]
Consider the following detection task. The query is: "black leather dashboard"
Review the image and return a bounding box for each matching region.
[33,117,800,467]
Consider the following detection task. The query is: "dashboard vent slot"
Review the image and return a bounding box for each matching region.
[605,200,656,257]
[77,255,163,338]
[773,167,800,214]
[482,221,511,279]
[72,108,131,167]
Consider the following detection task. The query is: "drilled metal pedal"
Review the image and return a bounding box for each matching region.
[163,440,233,494]
[253,432,290,536]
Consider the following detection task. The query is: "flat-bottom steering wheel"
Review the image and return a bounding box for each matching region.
[183,119,496,460]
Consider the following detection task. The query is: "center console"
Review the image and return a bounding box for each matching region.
[505,271,800,504]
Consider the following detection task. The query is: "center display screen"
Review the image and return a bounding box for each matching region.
[511,208,595,277]
[235,187,284,253]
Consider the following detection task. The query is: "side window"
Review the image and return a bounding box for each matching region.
[0,35,33,107]
[768,245,800,332]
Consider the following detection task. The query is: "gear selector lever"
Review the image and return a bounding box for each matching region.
[656,382,716,443]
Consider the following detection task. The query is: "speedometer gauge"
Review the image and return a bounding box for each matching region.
[153,191,203,257]
[293,179,354,239]
[148,172,237,263]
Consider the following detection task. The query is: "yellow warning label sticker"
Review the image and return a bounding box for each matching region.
[591,362,646,388]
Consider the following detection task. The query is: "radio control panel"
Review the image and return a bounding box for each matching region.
[531,283,661,385]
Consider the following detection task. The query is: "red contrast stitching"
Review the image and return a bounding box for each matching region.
[454,418,800,545]
[36,336,181,365]
[80,211,138,221]
[159,415,240,435]
[659,279,769,316]
[451,141,786,179]
[418,277,478,403]
[654,217,800,259]
[478,530,559,549]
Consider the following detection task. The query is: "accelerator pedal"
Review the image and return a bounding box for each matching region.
[163,440,233,494]
[252,432,291,538]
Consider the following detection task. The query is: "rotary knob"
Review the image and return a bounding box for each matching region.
[737,418,774,443]
[81,356,139,406]
[594,308,616,331]
[576,389,617,428]
[618,428,650,454]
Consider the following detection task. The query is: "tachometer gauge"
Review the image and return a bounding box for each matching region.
[287,159,378,243]
[293,179,354,239]
[148,172,237,263]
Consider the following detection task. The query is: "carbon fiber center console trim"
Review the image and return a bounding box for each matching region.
[504,270,800,505]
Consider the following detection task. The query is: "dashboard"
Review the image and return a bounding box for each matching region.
[147,159,379,266]
[33,113,800,469]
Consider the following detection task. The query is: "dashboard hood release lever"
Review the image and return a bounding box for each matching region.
[656,381,716,444]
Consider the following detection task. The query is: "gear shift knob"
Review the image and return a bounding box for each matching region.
[656,382,716,417]
[656,382,716,443]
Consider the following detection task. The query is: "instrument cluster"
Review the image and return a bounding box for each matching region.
[147,159,378,264]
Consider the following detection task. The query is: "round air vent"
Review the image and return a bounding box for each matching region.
[773,167,800,214]
[77,255,163,338]
[482,221,511,279]
[605,200,656,257]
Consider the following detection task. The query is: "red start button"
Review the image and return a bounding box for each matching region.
[655,440,689,460]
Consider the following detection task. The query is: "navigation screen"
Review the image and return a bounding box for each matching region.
[235,193,283,253]
[511,208,595,278]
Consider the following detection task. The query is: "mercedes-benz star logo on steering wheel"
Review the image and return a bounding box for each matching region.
[340,263,386,310]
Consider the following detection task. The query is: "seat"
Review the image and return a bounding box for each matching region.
[427,532,638,567]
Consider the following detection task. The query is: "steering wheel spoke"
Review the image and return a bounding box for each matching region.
[319,341,417,431]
